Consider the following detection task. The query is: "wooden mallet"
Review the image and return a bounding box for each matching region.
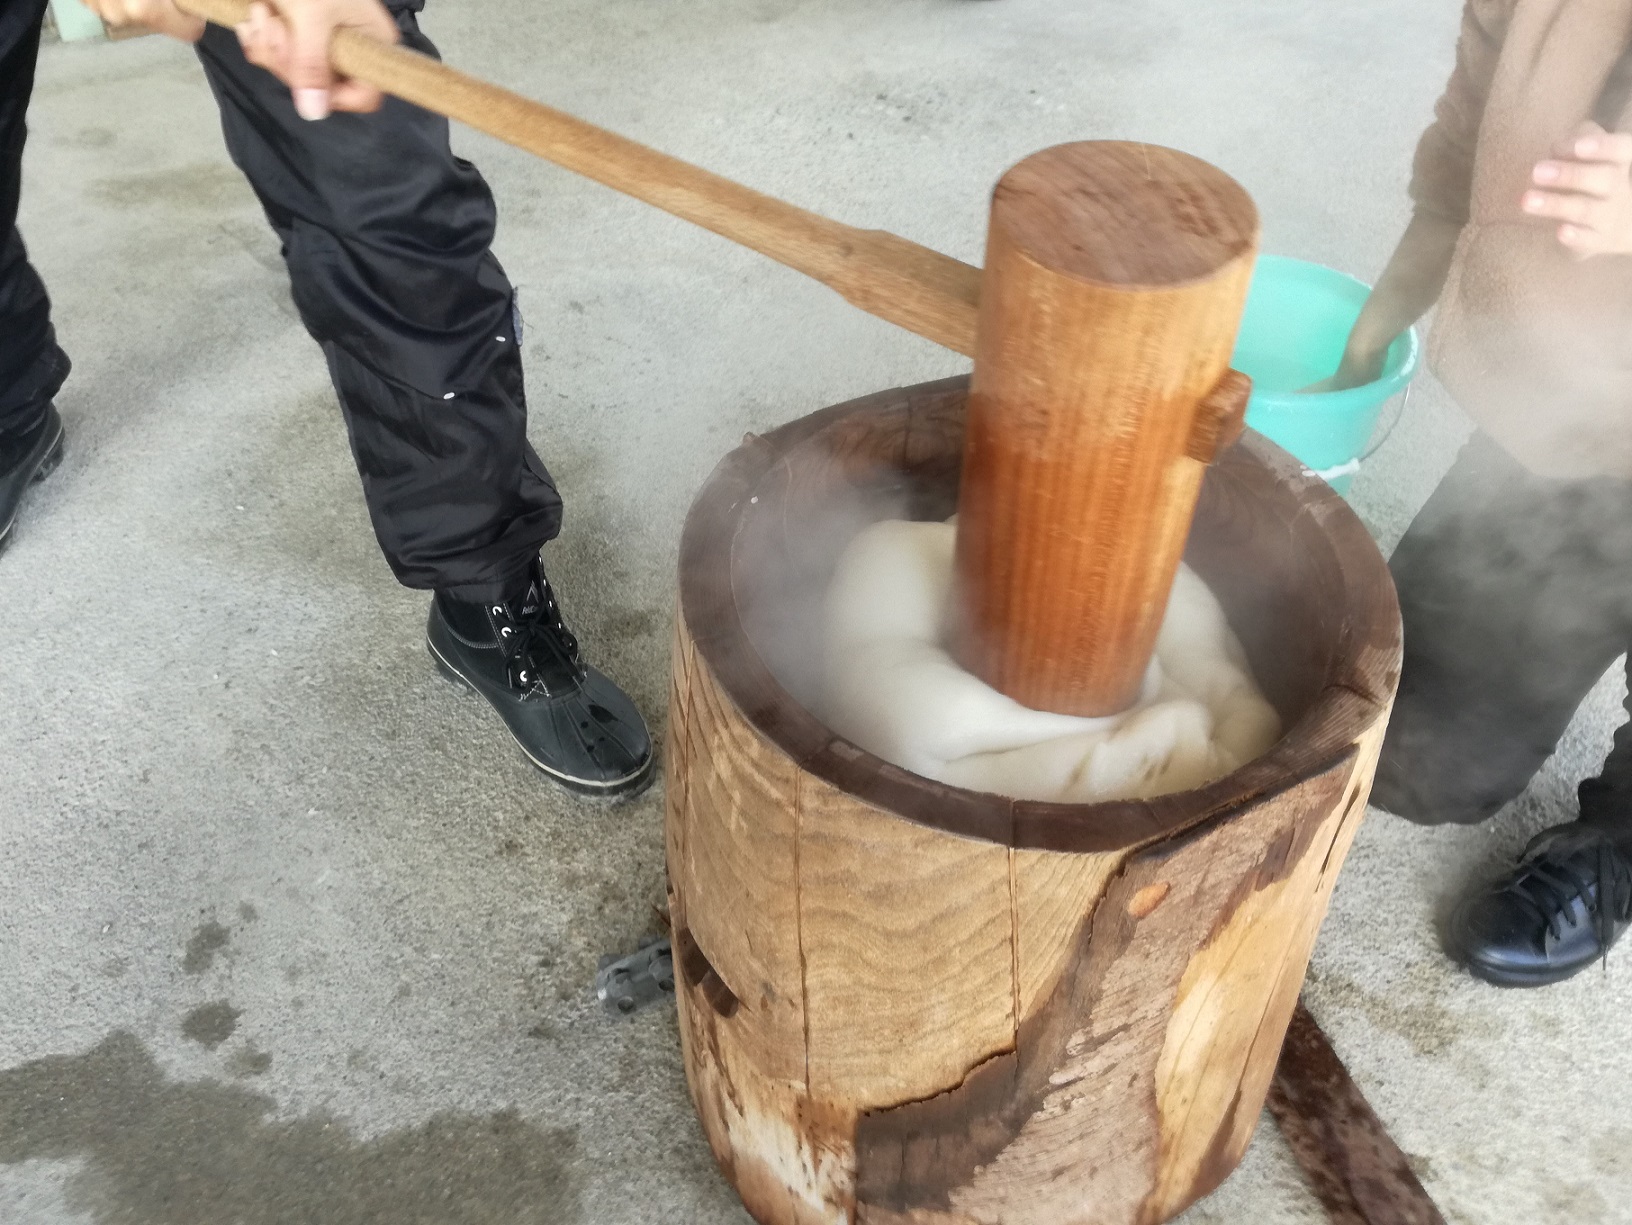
[175,0,1259,719]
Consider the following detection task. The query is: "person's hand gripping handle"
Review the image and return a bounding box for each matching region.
[88,0,400,119]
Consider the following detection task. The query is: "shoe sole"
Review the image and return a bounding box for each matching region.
[426,635,656,800]
[0,428,65,561]
[1457,957,1593,989]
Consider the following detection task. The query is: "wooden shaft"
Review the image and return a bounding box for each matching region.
[951,143,1258,717]
[175,0,981,355]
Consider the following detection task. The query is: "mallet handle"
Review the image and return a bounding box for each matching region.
[175,0,981,355]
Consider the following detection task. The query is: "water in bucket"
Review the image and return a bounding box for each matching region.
[1232,255,1420,496]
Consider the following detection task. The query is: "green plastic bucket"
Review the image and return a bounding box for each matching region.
[1233,255,1419,495]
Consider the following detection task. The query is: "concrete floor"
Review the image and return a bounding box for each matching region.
[3,1,1630,1222]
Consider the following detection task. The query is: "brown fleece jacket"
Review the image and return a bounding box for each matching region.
[1413,0,1632,478]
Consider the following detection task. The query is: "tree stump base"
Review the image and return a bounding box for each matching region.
[665,377,1401,1225]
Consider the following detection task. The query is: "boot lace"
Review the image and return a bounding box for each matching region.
[1502,825,1632,961]
[491,578,585,696]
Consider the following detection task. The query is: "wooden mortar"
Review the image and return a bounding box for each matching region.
[667,378,1400,1225]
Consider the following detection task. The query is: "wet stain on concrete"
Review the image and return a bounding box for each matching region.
[598,608,659,644]
[89,163,250,212]
[1539,1170,1609,1221]
[1303,964,1498,1058]
[0,1031,582,1223]
[1406,1152,1435,1185]
[1591,1127,1632,1178]
[238,902,259,924]
[65,126,115,149]
[183,921,231,975]
[180,1002,241,1050]
[225,390,377,591]
[227,1046,272,1078]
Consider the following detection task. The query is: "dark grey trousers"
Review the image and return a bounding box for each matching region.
[1373,432,1632,834]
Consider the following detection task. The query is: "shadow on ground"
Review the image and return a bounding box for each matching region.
[0,1032,581,1224]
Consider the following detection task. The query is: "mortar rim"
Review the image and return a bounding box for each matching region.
[676,375,1401,855]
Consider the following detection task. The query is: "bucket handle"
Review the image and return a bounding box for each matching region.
[1309,381,1415,483]
[1359,381,1414,463]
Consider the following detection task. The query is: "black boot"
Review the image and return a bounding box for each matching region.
[426,558,654,798]
[1446,822,1632,987]
[0,404,64,558]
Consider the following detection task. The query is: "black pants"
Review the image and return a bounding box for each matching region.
[0,0,69,430]
[0,3,561,603]
[1373,432,1632,834]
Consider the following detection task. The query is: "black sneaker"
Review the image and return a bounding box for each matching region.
[426,558,655,798]
[0,405,65,558]
[1446,822,1632,987]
